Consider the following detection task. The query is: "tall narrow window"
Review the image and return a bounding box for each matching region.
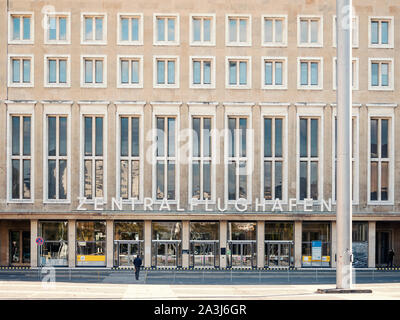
[191,117,212,201]
[10,115,32,200]
[370,118,390,202]
[299,117,319,200]
[155,116,176,200]
[227,117,248,201]
[83,116,104,200]
[47,115,68,201]
[263,117,283,201]
[119,116,140,200]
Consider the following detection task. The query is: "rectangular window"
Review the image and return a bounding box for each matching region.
[227,57,251,88]
[154,56,179,88]
[369,59,393,90]
[298,16,322,46]
[10,13,33,43]
[154,15,179,45]
[226,15,251,46]
[298,58,322,89]
[82,14,106,43]
[262,16,286,46]
[83,116,104,200]
[156,116,176,200]
[369,118,390,202]
[118,14,142,44]
[191,15,214,45]
[299,117,320,200]
[263,117,283,201]
[227,117,248,201]
[47,115,68,201]
[9,56,33,86]
[369,18,393,47]
[191,117,212,201]
[10,115,32,201]
[46,14,69,43]
[190,57,214,88]
[118,56,142,87]
[262,57,286,89]
[46,56,69,86]
[82,57,106,87]
[119,116,140,200]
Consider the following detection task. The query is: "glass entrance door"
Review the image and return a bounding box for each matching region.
[152,240,182,267]
[265,241,293,268]
[114,240,143,267]
[190,241,219,268]
[9,230,30,265]
[376,231,391,267]
[227,241,256,268]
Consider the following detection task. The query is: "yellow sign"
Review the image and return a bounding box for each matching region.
[77,255,105,262]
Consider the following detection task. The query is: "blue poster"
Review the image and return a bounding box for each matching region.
[312,241,322,261]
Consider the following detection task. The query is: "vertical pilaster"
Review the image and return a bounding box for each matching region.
[257,221,265,268]
[182,220,190,267]
[106,220,114,268]
[368,221,376,268]
[219,221,227,268]
[30,220,38,268]
[144,220,152,267]
[68,220,76,268]
[294,221,302,268]
[331,221,337,268]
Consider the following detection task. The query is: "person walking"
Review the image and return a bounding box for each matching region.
[133,254,142,280]
[388,249,395,268]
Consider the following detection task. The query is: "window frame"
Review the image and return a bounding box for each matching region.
[297,15,323,48]
[79,104,108,204]
[261,56,288,90]
[225,14,252,47]
[295,105,324,204]
[368,16,394,49]
[152,104,181,204]
[153,13,180,46]
[368,58,394,91]
[332,15,359,48]
[189,14,216,46]
[297,57,323,90]
[153,55,180,89]
[117,13,143,45]
[80,55,107,88]
[225,56,252,89]
[189,56,216,89]
[117,55,144,88]
[333,57,359,91]
[44,12,71,45]
[224,104,253,205]
[44,54,71,88]
[8,12,34,44]
[81,13,107,45]
[116,103,145,204]
[8,54,34,88]
[188,103,217,205]
[260,105,288,204]
[43,103,72,204]
[367,106,395,205]
[261,15,287,47]
[6,103,35,204]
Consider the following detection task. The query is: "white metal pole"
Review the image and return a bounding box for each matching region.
[336,0,353,289]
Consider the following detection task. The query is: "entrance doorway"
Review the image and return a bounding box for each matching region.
[190,240,219,268]
[114,240,143,267]
[227,240,256,268]
[265,241,294,268]
[9,231,30,265]
[152,240,181,267]
[376,231,392,267]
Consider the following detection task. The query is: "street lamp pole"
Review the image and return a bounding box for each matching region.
[336,0,353,289]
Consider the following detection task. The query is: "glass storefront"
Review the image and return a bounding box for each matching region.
[227,222,257,268]
[152,222,182,267]
[190,222,219,268]
[302,222,331,267]
[76,221,106,266]
[352,222,368,268]
[9,230,30,265]
[265,222,294,267]
[39,221,68,266]
[114,221,144,267]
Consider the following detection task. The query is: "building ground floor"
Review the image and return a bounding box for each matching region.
[0,216,399,269]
